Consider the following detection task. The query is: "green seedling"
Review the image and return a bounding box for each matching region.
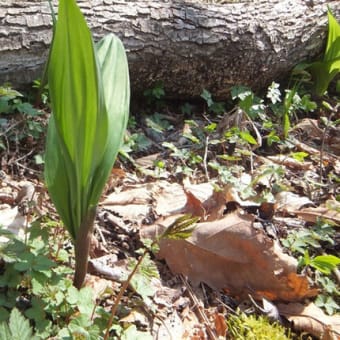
[44,0,129,288]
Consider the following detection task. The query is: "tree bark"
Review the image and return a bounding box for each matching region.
[0,0,339,99]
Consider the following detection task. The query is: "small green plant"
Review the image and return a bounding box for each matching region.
[162,141,203,176]
[0,85,45,149]
[279,88,316,138]
[281,220,336,255]
[227,312,292,340]
[143,81,165,108]
[301,252,340,275]
[281,220,339,315]
[231,82,316,141]
[44,0,130,289]
[201,89,225,114]
[309,9,340,95]
[231,85,265,119]
[0,220,115,338]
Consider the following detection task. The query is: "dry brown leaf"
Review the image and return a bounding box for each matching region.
[181,304,207,340]
[105,167,126,191]
[155,311,184,340]
[267,155,313,170]
[293,118,323,138]
[120,308,149,328]
[213,312,228,337]
[101,183,153,222]
[183,182,226,220]
[278,302,340,340]
[141,212,318,301]
[290,136,338,163]
[88,256,127,282]
[102,185,151,205]
[183,189,207,219]
[293,118,340,155]
[154,181,226,219]
[275,191,313,212]
[135,153,160,168]
[84,275,115,301]
[153,182,187,216]
[259,202,275,220]
[293,200,340,224]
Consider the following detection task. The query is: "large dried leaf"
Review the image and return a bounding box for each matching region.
[278,302,340,340]
[293,200,340,224]
[101,181,226,222]
[267,155,313,170]
[142,212,318,301]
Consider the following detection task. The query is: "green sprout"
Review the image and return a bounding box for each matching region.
[44,0,129,289]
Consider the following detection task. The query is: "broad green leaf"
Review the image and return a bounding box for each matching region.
[310,254,340,274]
[44,0,129,239]
[8,308,37,340]
[239,130,257,145]
[90,34,129,205]
[45,0,106,236]
[310,10,340,95]
[325,11,340,60]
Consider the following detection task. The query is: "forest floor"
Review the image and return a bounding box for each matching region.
[0,83,339,339]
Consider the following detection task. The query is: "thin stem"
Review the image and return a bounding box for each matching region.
[203,135,210,181]
[104,245,153,340]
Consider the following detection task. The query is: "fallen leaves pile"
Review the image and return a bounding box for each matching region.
[0,112,339,339]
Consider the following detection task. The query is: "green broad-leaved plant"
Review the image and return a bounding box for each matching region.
[310,9,340,95]
[44,0,129,289]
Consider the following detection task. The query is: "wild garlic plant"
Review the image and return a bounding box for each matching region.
[44,0,129,288]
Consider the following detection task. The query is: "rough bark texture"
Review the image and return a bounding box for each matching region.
[0,0,339,99]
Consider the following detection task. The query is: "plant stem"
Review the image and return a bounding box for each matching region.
[73,207,96,289]
[104,246,152,340]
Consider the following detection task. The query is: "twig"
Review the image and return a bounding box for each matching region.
[95,224,107,246]
[203,135,210,181]
[214,297,237,315]
[319,112,335,185]
[104,245,151,340]
[179,275,218,340]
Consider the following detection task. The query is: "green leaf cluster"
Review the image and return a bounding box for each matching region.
[0,85,45,148]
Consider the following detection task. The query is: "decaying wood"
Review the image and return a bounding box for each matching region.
[0,0,339,99]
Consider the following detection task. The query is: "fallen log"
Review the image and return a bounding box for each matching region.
[0,0,339,99]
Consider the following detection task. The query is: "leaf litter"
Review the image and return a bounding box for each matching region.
[0,97,339,338]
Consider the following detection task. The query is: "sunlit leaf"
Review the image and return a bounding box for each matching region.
[310,10,340,95]
[161,215,199,240]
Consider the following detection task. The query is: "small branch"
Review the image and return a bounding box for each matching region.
[104,245,152,340]
[180,275,218,340]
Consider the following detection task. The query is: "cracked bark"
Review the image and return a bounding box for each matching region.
[0,0,339,99]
